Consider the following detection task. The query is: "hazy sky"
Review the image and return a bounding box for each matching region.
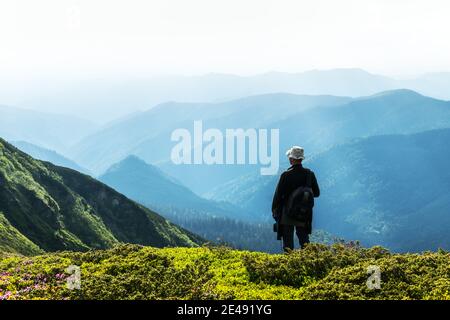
[1,0,450,79]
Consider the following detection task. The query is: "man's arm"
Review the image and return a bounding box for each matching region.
[272,173,286,220]
[311,172,320,198]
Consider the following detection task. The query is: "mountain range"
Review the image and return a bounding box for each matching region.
[0,138,202,255]
[0,105,97,154]
[70,93,351,176]
[13,68,450,123]
[56,88,450,198]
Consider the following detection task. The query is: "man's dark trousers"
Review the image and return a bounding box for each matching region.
[280,224,310,251]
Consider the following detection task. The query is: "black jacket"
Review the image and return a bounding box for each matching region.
[272,164,320,233]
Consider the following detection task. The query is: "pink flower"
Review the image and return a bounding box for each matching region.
[0,291,12,300]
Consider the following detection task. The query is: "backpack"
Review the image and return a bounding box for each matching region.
[285,170,314,222]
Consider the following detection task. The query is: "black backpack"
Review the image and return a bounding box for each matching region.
[285,170,315,222]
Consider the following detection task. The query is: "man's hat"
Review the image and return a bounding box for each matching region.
[286,146,305,160]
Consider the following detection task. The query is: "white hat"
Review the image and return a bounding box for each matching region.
[286,146,305,160]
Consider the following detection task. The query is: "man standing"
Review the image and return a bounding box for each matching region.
[272,146,320,252]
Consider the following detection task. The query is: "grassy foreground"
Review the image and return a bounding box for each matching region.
[1,243,449,300]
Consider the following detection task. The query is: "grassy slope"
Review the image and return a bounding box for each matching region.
[0,212,43,256]
[0,244,449,300]
[0,138,202,254]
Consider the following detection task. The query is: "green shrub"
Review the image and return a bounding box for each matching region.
[0,244,449,300]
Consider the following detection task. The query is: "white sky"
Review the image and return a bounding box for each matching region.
[1,0,450,79]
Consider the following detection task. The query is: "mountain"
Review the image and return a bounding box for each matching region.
[98,155,243,218]
[250,69,396,97]
[14,69,393,123]
[210,128,450,252]
[73,89,450,195]
[271,89,450,157]
[0,211,43,255]
[399,72,450,101]
[0,105,97,154]
[9,69,450,125]
[0,138,202,255]
[71,93,351,177]
[10,141,90,175]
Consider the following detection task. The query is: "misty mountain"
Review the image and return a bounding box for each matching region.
[99,155,200,208]
[161,89,450,194]
[10,140,90,175]
[10,69,450,126]
[72,93,351,175]
[0,138,202,254]
[16,69,450,125]
[98,155,248,220]
[14,69,391,122]
[210,129,450,252]
[272,89,450,156]
[0,105,97,154]
[399,72,450,101]
[73,89,450,195]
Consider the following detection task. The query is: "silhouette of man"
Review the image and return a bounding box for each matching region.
[272,146,320,251]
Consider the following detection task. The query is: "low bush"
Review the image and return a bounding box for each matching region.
[0,243,448,300]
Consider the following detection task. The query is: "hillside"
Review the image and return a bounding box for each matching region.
[0,212,43,255]
[0,244,449,300]
[0,138,202,254]
[210,128,450,252]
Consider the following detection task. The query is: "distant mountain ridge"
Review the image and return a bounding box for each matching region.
[0,105,97,154]
[0,138,202,255]
[270,89,450,156]
[14,68,450,123]
[71,93,352,176]
[70,89,450,195]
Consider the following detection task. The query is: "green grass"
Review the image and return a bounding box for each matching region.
[1,243,449,300]
[0,212,43,256]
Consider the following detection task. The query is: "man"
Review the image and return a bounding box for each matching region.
[272,146,320,252]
